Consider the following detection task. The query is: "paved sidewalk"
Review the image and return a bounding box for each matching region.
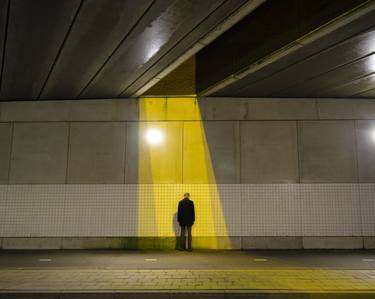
[1,250,375,297]
[1,268,375,292]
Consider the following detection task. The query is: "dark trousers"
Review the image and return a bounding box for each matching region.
[180,225,192,250]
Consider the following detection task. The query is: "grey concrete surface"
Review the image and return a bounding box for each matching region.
[204,98,248,120]
[298,120,358,183]
[1,238,62,250]
[0,237,373,250]
[124,122,139,184]
[68,100,137,122]
[0,99,138,122]
[2,98,375,122]
[364,237,375,249]
[1,101,70,122]
[240,121,299,183]
[203,121,240,183]
[9,123,69,184]
[0,123,12,184]
[356,120,375,182]
[242,237,303,250]
[61,237,125,250]
[248,99,317,120]
[67,122,126,183]
[302,237,364,249]
[318,99,375,120]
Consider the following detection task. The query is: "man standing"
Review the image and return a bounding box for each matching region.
[177,193,195,251]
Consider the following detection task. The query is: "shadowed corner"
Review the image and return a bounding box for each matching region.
[136,96,231,250]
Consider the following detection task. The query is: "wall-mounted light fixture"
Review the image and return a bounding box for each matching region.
[145,128,164,145]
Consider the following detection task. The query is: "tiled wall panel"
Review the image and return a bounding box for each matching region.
[3,185,65,237]
[359,184,375,236]
[0,185,7,236]
[300,184,362,236]
[242,184,301,236]
[1,183,372,237]
[63,185,137,236]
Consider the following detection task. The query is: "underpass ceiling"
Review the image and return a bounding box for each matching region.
[0,0,374,100]
[0,0,248,100]
[201,0,375,98]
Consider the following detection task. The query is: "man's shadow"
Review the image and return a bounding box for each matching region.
[173,212,180,249]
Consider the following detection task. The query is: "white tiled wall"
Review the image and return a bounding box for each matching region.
[3,185,65,237]
[300,184,362,236]
[0,183,373,237]
[63,185,137,236]
[242,184,301,236]
[359,184,375,236]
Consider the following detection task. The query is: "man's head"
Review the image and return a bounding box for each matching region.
[184,192,190,198]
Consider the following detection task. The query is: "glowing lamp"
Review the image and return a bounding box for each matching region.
[145,128,164,145]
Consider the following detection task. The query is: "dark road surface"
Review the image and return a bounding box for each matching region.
[1,249,375,270]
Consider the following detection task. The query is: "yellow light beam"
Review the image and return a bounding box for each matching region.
[137,97,230,249]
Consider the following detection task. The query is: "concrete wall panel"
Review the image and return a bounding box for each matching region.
[318,99,375,119]
[203,121,240,183]
[9,123,69,184]
[67,122,126,184]
[125,122,139,184]
[204,98,248,120]
[241,121,298,183]
[114,99,139,121]
[249,99,317,120]
[298,120,358,183]
[302,237,363,249]
[0,123,12,183]
[242,237,303,249]
[1,101,70,122]
[356,120,375,182]
[1,237,62,249]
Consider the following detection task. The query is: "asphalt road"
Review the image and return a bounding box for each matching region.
[0,250,375,270]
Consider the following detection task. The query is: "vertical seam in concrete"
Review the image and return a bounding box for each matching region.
[7,121,14,184]
[181,121,185,184]
[124,122,131,184]
[354,120,364,244]
[236,121,242,184]
[296,120,301,184]
[61,122,71,242]
[353,120,360,184]
[65,122,71,184]
[297,121,304,242]
[61,177,68,247]
[239,120,244,240]
[123,121,128,184]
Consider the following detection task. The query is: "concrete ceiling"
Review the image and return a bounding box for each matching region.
[200,0,375,98]
[0,0,254,101]
[1,0,374,100]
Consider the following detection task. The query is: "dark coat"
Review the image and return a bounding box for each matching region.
[177,198,195,226]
